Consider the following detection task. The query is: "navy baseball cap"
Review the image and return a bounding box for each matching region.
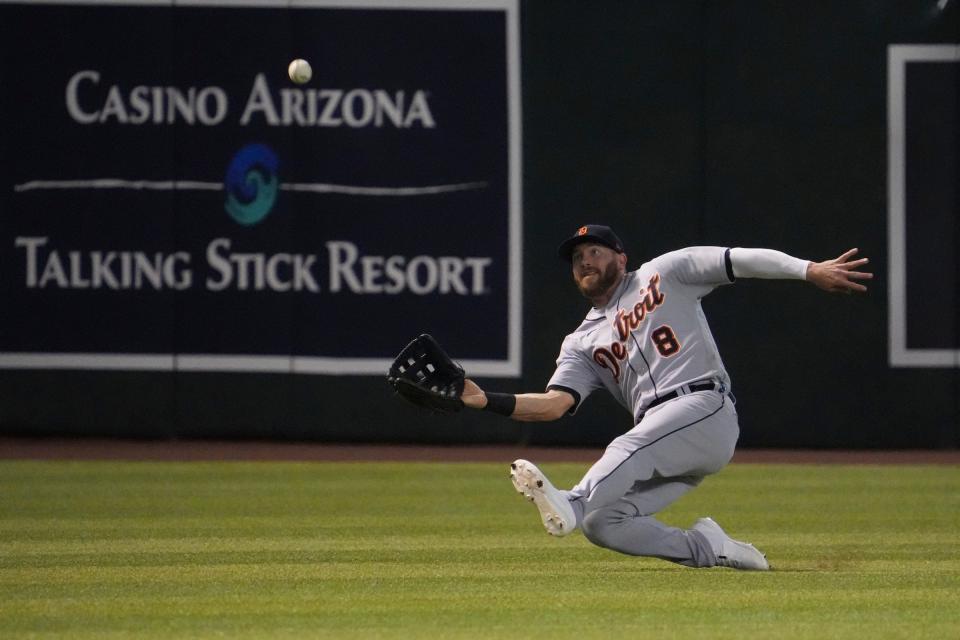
[557,224,625,261]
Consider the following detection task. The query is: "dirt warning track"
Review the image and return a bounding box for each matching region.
[1,437,958,464]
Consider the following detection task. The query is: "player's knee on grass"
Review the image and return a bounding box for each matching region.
[580,507,623,549]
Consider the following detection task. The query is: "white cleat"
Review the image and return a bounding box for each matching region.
[692,517,770,571]
[510,459,576,537]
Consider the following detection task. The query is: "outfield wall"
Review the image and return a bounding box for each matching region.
[1,1,957,448]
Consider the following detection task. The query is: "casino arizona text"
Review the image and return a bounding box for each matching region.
[65,71,435,128]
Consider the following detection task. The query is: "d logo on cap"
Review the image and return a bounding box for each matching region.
[578,226,588,236]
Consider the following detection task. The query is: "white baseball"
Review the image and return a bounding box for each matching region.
[287,58,312,84]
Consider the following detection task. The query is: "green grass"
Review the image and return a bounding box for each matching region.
[0,461,958,639]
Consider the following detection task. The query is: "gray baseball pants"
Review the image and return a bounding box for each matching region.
[562,390,739,567]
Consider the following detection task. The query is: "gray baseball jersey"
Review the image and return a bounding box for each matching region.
[547,246,735,424]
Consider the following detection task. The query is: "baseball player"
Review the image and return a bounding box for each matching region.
[461,225,872,570]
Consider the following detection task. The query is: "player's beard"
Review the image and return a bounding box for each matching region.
[576,261,621,301]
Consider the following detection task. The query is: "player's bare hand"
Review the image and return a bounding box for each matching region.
[461,378,488,409]
[806,248,873,294]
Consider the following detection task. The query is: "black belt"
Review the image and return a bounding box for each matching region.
[647,381,719,411]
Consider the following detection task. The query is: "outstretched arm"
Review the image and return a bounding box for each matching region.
[730,247,872,293]
[461,379,574,422]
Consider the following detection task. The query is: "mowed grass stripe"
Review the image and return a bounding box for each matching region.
[0,461,957,639]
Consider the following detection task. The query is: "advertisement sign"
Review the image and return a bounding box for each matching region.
[0,0,522,375]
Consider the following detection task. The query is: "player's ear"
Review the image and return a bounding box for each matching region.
[618,252,628,271]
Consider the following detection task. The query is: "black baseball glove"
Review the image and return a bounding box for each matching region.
[387,334,465,413]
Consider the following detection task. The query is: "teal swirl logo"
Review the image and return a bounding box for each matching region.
[224,144,279,225]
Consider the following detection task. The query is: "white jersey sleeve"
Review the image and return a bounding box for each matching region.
[546,328,607,415]
[651,247,735,296]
